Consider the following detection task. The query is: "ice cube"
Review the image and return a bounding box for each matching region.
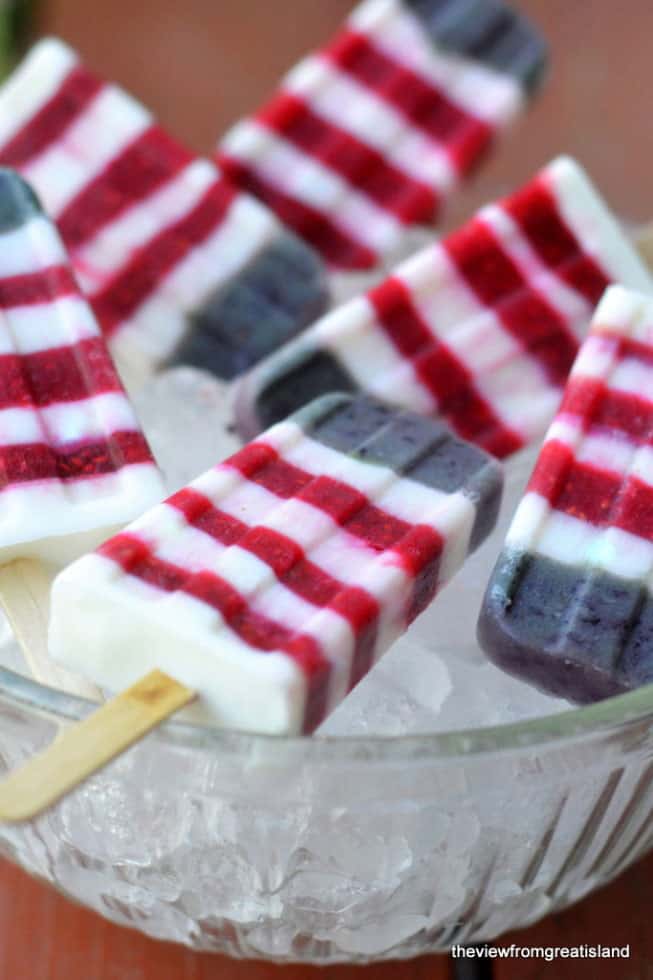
[321,442,569,736]
[133,367,240,493]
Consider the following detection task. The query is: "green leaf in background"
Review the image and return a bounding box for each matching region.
[0,0,37,78]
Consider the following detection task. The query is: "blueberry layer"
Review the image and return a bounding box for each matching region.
[478,550,643,702]
[404,0,548,94]
[299,393,503,550]
[0,168,42,231]
[169,233,329,379]
[254,349,358,433]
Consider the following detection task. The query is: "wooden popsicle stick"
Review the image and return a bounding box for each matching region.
[0,669,195,823]
[0,559,103,702]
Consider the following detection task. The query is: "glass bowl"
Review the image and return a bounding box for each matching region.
[1,668,653,962]
[0,423,652,963]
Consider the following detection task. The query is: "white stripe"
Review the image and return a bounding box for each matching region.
[284,430,395,498]
[0,38,77,148]
[395,241,536,381]
[255,417,314,456]
[474,355,560,443]
[396,243,487,339]
[575,429,638,477]
[505,491,550,551]
[190,542,352,711]
[589,526,653,582]
[50,553,307,734]
[0,216,67,278]
[221,119,403,254]
[572,333,621,382]
[201,426,439,628]
[590,285,653,344]
[278,429,475,583]
[546,413,583,449]
[156,191,276,310]
[349,0,523,127]
[24,84,151,218]
[214,473,288,529]
[73,159,217,292]
[0,462,164,564]
[254,495,339,552]
[515,496,653,584]
[310,534,410,644]
[0,393,139,448]
[0,406,43,445]
[315,296,435,413]
[631,445,653,489]
[609,354,653,402]
[479,204,593,330]
[535,505,599,567]
[79,174,277,363]
[545,157,653,295]
[392,240,563,445]
[154,500,354,713]
[111,191,275,361]
[0,293,100,355]
[282,55,455,193]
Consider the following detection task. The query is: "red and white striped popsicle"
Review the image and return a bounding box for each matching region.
[479,286,653,702]
[0,39,329,381]
[235,157,653,458]
[0,167,165,700]
[49,393,503,734]
[216,0,548,271]
[0,169,164,565]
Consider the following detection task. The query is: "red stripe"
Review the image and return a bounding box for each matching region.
[90,177,237,336]
[369,276,523,458]
[225,442,443,617]
[527,439,574,505]
[444,219,580,386]
[99,533,332,732]
[529,441,621,526]
[0,337,122,409]
[0,431,153,487]
[505,177,611,306]
[0,66,103,168]
[601,331,653,370]
[169,487,380,686]
[326,31,493,173]
[217,151,376,269]
[57,126,193,251]
[0,265,78,308]
[560,377,653,445]
[257,92,439,224]
[613,476,653,543]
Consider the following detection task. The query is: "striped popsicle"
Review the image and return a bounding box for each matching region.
[49,393,503,734]
[235,157,653,459]
[479,286,653,702]
[0,38,329,380]
[216,0,547,270]
[0,168,164,565]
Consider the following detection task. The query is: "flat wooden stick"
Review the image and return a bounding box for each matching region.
[0,669,195,822]
[0,559,103,701]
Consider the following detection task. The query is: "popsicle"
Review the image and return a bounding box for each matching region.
[235,157,653,458]
[49,392,503,734]
[0,168,165,692]
[478,285,653,703]
[216,0,548,270]
[0,39,329,381]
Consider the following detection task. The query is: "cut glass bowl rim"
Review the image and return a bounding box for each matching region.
[1,664,652,764]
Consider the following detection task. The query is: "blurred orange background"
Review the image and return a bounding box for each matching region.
[40,0,653,229]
